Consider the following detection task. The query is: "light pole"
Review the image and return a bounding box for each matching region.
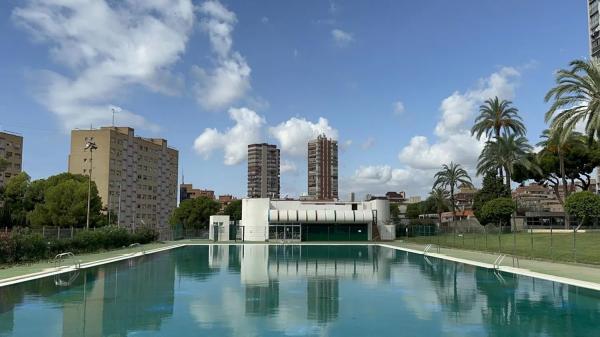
[85,138,97,230]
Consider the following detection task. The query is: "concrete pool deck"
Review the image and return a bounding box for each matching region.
[386,241,600,290]
[1,240,599,291]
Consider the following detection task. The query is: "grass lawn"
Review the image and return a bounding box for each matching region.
[404,232,600,265]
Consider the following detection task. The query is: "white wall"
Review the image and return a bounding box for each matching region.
[209,215,230,241]
[241,198,270,241]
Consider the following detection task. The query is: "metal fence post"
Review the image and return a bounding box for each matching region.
[550,226,553,262]
[57,227,60,240]
[573,226,577,263]
[530,227,533,258]
[42,226,45,238]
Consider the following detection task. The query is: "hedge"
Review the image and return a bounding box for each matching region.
[0,226,158,265]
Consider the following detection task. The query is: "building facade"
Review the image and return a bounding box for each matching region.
[238,198,394,242]
[512,184,564,213]
[180,184,215,202]
[247,143,280,199]
[68,127,178,231]
[0,131,23,188]
[590,0,600,58]
[307,135,338,200]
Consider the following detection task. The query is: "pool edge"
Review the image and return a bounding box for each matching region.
[2,242,600,292]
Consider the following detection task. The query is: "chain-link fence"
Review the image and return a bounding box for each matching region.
[400,218,600,265]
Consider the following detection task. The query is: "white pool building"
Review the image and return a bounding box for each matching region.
[210,198,395,242]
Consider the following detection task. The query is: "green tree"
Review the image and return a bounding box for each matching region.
[433,162,473,220]
[169,197,221,229]
[405,200,436,219]
[429,187,450,224]
[545,59,600,140]
[537,128,588,201]
[223,199,242,221]
[477,134,535,191]
[1,172,31,226]
[389,203,401,223]
[564,191,600,227]
[480,197,516,228]
[28,173,102,228]
[473,171,510,220]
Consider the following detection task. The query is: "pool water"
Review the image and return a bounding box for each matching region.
[1,245,599,337]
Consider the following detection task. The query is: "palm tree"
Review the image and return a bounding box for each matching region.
[545,59,600,140]
[537,127,584,202]
[477,134,535,191]
[472,97,526,180]
[472,97,526,140]
[433,162,473,220]
[429,187,450,225]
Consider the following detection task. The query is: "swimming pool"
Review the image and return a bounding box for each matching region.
[1,245,599,336]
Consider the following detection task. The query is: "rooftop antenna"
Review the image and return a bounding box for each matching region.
[182,168,185,184]
[111,107,117,127]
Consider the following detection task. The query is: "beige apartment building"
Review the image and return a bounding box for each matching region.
[308,135,338,200]
[0,131,23,188]
[68,127,178,231]
[247,143,280,198]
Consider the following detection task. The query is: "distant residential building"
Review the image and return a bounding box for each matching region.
[589,0,600,58]
[219,194,236,205]
[179,184,215,202]
[68,127,178,231]
[512,184,564,213]
[0,131,23,188]
[385,191,406,203]
[407,196,421,204]
[308,135,338,200]
[248,143,280,199]
[349,192,355,202]
[455,185,478,211]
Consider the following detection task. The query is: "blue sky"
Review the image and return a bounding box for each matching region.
[0,0,589,199]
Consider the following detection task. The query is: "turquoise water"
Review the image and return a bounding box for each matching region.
[1,245,599,337]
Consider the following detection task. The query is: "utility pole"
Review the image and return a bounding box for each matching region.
[111,107,117,127]
[85,137,98,230]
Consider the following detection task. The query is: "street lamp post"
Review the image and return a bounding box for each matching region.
[85,138,98,230]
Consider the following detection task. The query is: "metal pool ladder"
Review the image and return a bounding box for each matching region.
[493,254,506,270]
[54,252,75,269]
[424,244,437,256]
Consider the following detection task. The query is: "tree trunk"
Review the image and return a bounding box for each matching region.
[505,167,512,192]
[450,186,456,222]
[559,151,569,229]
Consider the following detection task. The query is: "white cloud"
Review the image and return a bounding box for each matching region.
[344,67,520,198]
[193,107,265,165]
[345,165,432,197]
[280,160,297,174]
[261,16,269,24]
[361,137,375,150]
[331,29,353,46]
[399,133,484,170]
[404,67,520,170]
[193,0,251,110]
[13,0,195,131]
[269,117,338,156]
[434,67,519,137]
[393,101,405,115]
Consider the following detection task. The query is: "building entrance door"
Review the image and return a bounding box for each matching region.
[269,224,301,242]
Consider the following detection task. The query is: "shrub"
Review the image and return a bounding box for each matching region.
[480,197,516,227]
[565,191,600,226]
[0,226,159,265]
[132,227,159,244]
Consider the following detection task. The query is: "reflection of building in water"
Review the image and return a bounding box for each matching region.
[245,281,280,316]
[307,278,339,323]
[61,253,176,336]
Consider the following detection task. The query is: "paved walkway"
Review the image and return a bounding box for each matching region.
[389,241,600,285]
